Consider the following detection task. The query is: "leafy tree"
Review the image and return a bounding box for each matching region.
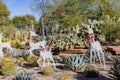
[11,15,38,30]
[45,0,120,28]
[0,0,10,25]
[31,0,61,36]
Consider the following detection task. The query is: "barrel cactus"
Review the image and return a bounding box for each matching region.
[43,66,54,75]
[64,54,87,71]
[63,76,73,80]
[13,71,38,80]
[84,63,99,78]
[1,57,16,75]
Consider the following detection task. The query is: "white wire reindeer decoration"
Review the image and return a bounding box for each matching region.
[0,34,13,59]
[28,39,55,68]
[28,30,40,42]
[87,25,106,68]
[28,30,55,68]
[37,40,56,69]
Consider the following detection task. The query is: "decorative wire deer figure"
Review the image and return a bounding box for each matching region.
[28,30,39,42]
[87,25,106,68]
[37,40,56,69]
[0,34,13,59]
[28,30,55,68]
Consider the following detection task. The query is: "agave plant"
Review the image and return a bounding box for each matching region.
[13,71,38,80]
[104,51,113,61]
[64,54,87,71]
[12,49,23,58]
[109,57,120,80]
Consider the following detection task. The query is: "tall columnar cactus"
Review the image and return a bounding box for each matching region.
[64,54,87,71]
[13,71,38,80]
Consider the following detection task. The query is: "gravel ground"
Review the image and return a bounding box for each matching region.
[0,62,112,80]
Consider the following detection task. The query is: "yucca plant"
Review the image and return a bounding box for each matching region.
[109,57,120,80]
[13,71,38,80]
[64,54,87,71]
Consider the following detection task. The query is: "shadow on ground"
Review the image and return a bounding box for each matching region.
[74,72,111,80]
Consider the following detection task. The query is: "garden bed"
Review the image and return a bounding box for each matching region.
[0,61,112,80]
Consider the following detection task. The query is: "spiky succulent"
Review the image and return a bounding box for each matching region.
[84,63,99,78]
[109,57,120,80]
[12,49,23,58]
[104,51,113,61]
[13,71,38,80]
[53,55,62,63]
[64,54,87,71]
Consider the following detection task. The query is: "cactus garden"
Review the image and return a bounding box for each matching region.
[0,0,120,80]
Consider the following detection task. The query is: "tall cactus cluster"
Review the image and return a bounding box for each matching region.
[0,57,16,75]
[64,54,87,71]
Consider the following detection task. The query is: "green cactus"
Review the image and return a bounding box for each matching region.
[43,66,54,75]
[1,57,16,76]
[1,65,16,76]
[12,49,23,58]
[109,57,120,80]
[53,55,62,63]
[13,71,38,80]
[84,63,99,78]
[104,51,113,61]
[64,54,87,71]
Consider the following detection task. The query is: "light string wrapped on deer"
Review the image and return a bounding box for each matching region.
[87,25,106,68]
[0,34,13,59]
[28,30,56,69]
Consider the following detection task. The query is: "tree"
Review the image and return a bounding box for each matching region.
[0,0,10,25]
[11,15,38,30]
[45,0,120,28]
[31,0,58,36]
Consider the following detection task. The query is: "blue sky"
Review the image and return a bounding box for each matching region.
[3,0,39,20]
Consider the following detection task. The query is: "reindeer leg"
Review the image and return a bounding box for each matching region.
[93,51,96,63]
[43,58,46,68]
[37,58,41,67]
[97,51,103,68]
[90,49,93,63]
[51,57,56,69]
[101,50,106,69]
[29,50,35,58]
